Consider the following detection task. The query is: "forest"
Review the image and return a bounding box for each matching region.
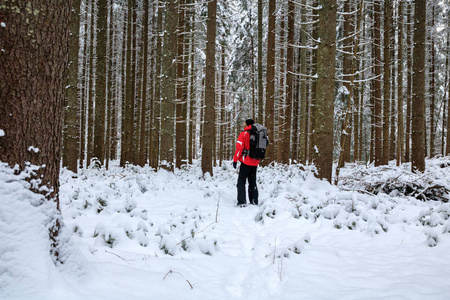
[2,0,450,298]
[55,0,449,183]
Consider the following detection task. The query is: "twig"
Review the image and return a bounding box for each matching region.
[163,270,194,289]
[104,250,127,261]
[215,192,220,223]
[273,237,277,265]
[177,222,215,245]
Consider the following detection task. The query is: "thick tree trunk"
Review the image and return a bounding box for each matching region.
[405,3,413,162]
[201,0,217,176]
[411,0,426,172]
[429,3,436,158]
[299,1,307,164]
[0,0,71,262]
[312,0,337,182]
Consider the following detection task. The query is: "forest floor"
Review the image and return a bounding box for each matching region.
[1,158,450,299]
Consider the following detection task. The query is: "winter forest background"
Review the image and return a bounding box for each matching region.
[1,0,450,299]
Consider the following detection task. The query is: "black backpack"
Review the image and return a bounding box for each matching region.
[245,124,269,160]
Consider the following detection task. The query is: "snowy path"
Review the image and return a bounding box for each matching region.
[2,161,450,299]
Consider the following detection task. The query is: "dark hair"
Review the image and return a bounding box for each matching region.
[245,119,255,126]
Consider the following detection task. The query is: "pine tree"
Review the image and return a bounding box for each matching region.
[64,0,82,172]
[312,0,337,182]
[411,0,426,172]
[202,0,217,176]
[0,0,71,262]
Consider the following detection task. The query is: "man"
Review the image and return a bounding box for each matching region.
[233,119,260,207]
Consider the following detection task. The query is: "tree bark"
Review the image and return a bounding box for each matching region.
[411,0,426,173]
[176,0,187,169]
[94,0,108,166]
[63,0,81,173]
[373,0,382,166]
[382,0,391,165]
[201,0,217,176]
[0,0,71,262]
[257,0,264,123]
[397,0,404,166]
[264,0,276,165]
[312,0,337,182]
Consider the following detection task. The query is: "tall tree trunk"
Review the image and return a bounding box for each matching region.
[281,0,295,164]
[151,0,163,169]
[138,0,150,167]
[411,0,426,172]
[299,1,307,164]
[93,0,108,166]
[257,0,264,123]
[397,0,404,166]
[336,0,364,180]
[202,0,217,176]
[121,0,135,166]
[87,0,96,167]
[446,19,450,156]
[264,0,276,165]
[429,3,436,158]
[312,0,337,182]
[64,0,82,172]
[187,0,195,165]
[219,44,226,165]
[176,0,187,169]
[382,0,391,165]
[373,0,382,166]
[0,0,71,263]
[405,3,412,162]
[160,0,178,170]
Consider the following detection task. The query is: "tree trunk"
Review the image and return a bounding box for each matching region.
[151,0,163,169]
[160,0,177,170]
[138,0,150,167]
[264,0,276,165]
[0,0,71,263]
[176,0,187,169]
[64,0,81,173]
[299,1,307,164]
[120,0,135,166]
[405,3,412,162]
[429,3,436,158]
[411,0,426,173]
[382,0,391,165]
[87,0,96,167]
[201,0,217,176]
[312,0,337,182]
[281,0,295,164]
[374,0,382,166]
[93,0,108,166]
[257,0,264,124]
[397,0,404,166]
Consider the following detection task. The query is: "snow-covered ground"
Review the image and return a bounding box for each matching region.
[1,158,450,300]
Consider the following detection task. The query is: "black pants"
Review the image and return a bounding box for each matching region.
[237,163,258,205]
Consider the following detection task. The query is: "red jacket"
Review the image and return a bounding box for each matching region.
[233,125,260,167]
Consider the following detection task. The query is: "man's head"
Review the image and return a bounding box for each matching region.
[245,119,255,127]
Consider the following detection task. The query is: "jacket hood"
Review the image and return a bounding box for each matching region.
[244,125,253,131]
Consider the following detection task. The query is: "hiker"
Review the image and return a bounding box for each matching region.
[233,119,261,207]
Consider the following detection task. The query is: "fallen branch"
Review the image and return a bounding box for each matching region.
[163,270,194,289]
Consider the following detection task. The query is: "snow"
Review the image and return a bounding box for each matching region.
[28,146,39,153]
[0,129,4,137]
[1,22,5,28]
[1,159,450,299]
